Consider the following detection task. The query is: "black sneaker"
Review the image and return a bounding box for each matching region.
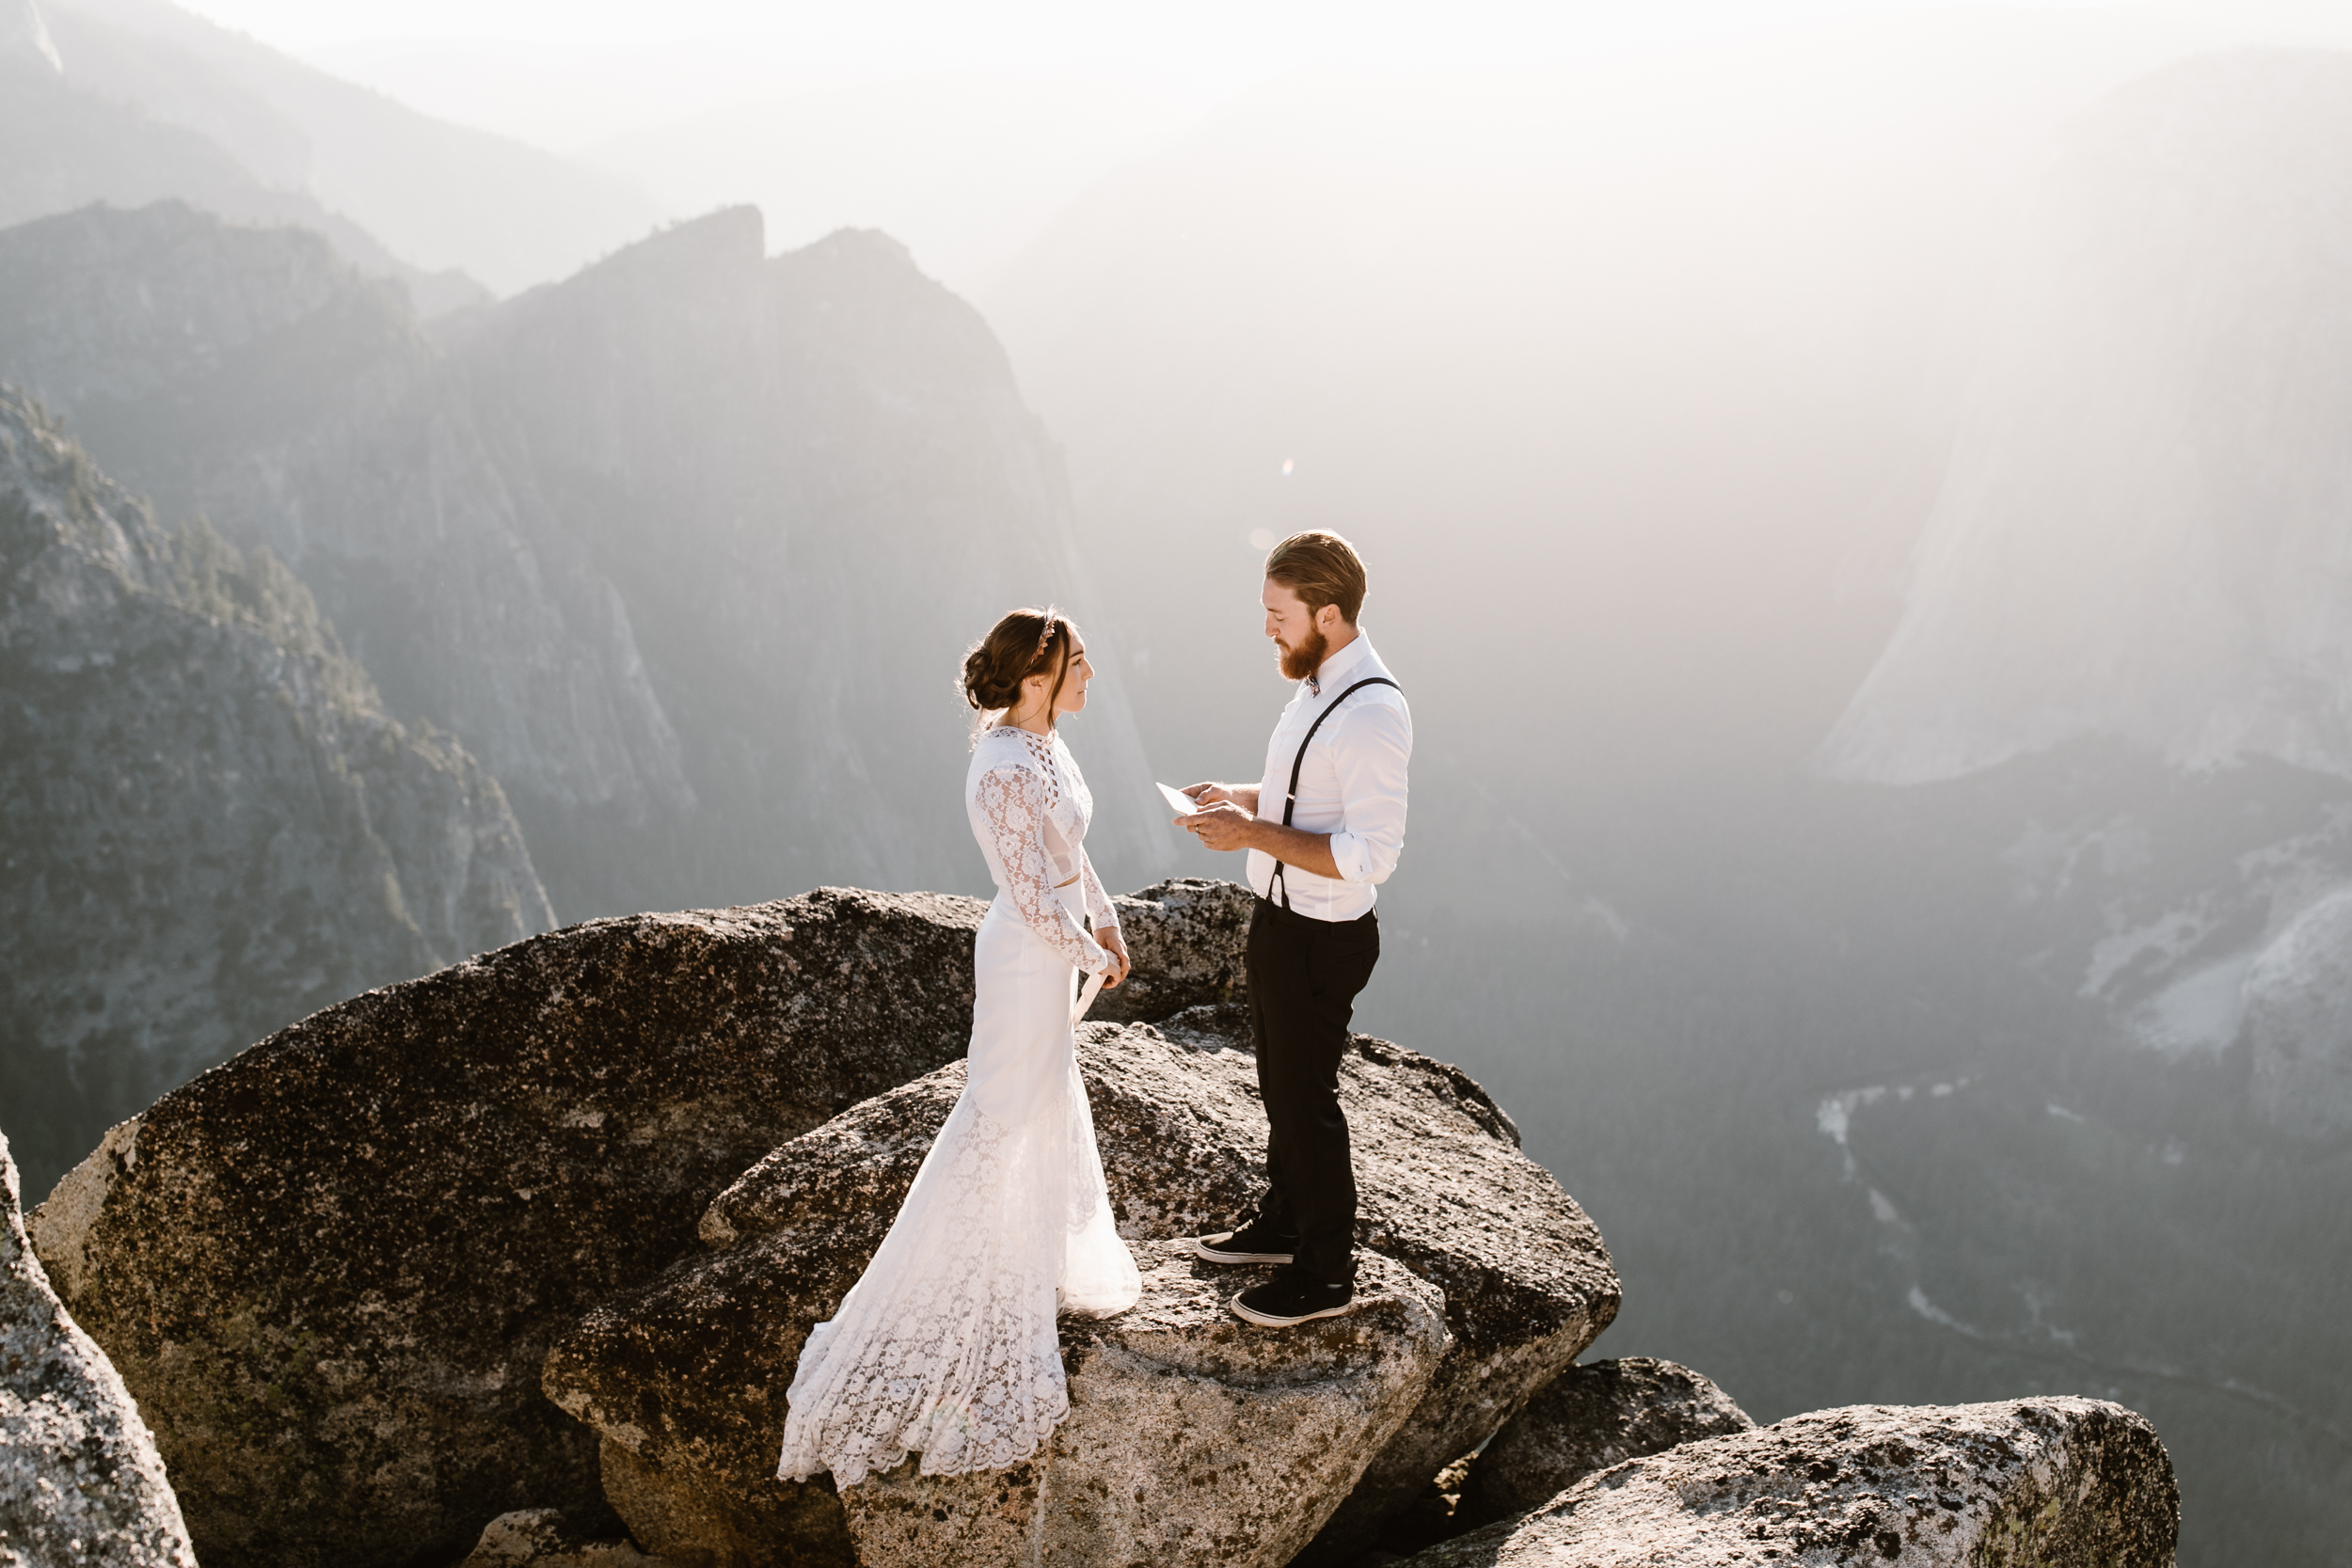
[1232,1268,1356,1327]
[1191,1216,1297,1265]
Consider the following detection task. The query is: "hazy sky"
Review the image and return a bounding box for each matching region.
[154,0,2352,290]
[171,1,2144,108]
[166,1,2352,152]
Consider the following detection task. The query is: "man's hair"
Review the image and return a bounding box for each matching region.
[1263,531,1367,625]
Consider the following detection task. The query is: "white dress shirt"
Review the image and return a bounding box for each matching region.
[1244,631,1411,921]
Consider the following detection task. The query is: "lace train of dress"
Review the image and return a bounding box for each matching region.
[776,887,1142,1486]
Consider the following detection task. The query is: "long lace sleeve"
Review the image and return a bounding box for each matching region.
[976,765,1109,973]
[1079,850,1119,931]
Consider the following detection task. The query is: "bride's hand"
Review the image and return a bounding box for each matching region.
[1098,927,1132,989]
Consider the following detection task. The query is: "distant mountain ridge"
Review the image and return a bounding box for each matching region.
[2,0,666,302]
[0,23,487,315]
[0,198,699,878]
[0,196,1167,920]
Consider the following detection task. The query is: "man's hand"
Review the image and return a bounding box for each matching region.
[1182,804,1345,879]
[1181,801,1261,853]
[1097,926,1132,989]
[1183,781,1261,815]
[1176,782,1265,851]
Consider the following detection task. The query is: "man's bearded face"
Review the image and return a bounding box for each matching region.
[1277,619,1329,682]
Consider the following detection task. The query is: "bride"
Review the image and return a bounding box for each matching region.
[777,607,1144,1488]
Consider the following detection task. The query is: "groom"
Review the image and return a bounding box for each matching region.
[1177,531,1412,1326]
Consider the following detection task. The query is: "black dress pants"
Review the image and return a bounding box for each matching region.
[1246,895,1381,1286]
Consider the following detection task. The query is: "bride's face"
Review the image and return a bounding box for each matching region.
[1021,635,1094,717]
[1055,638,1094,714]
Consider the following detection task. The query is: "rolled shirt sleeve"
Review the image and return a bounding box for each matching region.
[1326,699,1412,885]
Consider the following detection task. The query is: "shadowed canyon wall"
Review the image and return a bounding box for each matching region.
[0,387,548,1185]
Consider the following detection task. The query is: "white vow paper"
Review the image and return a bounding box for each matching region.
[1157,782,1210,816]
[1073,967,1105,1025]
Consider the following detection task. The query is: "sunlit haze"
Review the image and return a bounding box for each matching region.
[159,0,2352,286]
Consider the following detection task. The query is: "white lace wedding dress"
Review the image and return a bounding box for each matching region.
[776,723,1143,1487]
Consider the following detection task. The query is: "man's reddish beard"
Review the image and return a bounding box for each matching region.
[1276,621,1329,682]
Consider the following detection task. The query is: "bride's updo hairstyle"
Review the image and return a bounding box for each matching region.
[961,606,1075,730]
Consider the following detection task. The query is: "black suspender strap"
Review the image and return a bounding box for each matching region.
[1268,676,1402,911]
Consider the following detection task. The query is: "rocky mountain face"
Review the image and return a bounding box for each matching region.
[2242,882,2352,1134]
[1820,51,2352,789]
[437,203,1165,910]
[0,200,697,903]
[3,0,62,72]
[21,880,2178,1568]
[0,199,1168,925]
[0,387,550,1189]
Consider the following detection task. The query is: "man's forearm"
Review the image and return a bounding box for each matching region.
[1227,784,1261,814]
[1248,820,1341,879]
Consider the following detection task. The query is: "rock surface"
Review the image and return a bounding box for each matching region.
[548,1011,1614,1566]
[1175,1000,1607,1566]
[456,1508,675,1568]
[550,1052,1454,1568]
[1456,1357,1755,1529]
[26,881,1251,1568]
[846,1246,1446,1568]
[1396,1398,2177,1568]
[1088,878,1253,1024]
[0,387,551,1195]
[27,891,978,1568]
[2243,882,2352,1136]
[0,1129,196,1568]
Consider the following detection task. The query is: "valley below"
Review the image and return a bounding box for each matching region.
[1354,747,2352,1566]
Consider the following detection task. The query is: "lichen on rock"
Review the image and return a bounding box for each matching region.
[0,1130,196,1568]
[1394,1398,2178,1568]
[1455,1356,1755,1529]
[1088,878,1253,1023]
[455,1508,675,1568]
